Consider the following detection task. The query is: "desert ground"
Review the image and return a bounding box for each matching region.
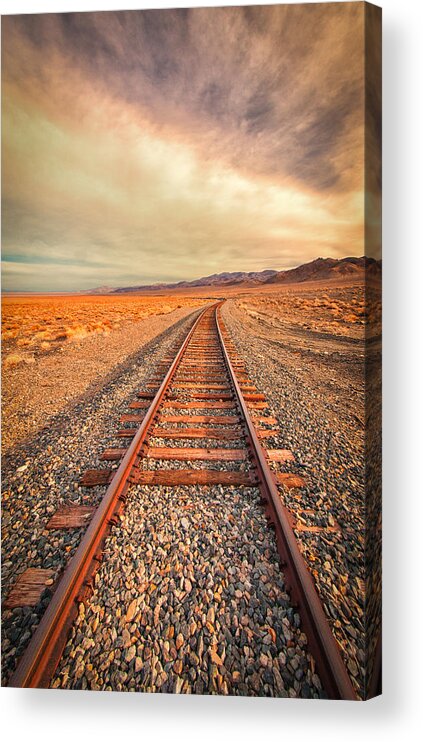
[221,281,381,696]
[1,295,208,453]
[1,280,380,697]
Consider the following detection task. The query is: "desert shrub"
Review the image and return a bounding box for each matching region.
[3,353,35,367]
[343,313,360,323]
[2,330,17,341]
[65,325,88,341]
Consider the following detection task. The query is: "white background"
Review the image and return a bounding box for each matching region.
[1,1,421,740]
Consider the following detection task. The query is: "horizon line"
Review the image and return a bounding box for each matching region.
[1,255,380,295]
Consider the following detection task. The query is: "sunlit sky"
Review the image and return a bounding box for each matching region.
[2,4,377,292]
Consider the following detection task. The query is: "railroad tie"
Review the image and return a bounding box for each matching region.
[10,301,356,699]
[129,469,255,486]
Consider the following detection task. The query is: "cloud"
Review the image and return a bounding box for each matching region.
[1,4,372,291]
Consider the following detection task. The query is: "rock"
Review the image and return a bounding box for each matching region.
[249,673,261,693]
[209,648,223,667]
[125,599,138,622]
[259,653,268,668]
[122,629,131,648]
[125,645,136,663]
[175,633,184,650]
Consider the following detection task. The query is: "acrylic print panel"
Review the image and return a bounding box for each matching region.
[1,2,381,700]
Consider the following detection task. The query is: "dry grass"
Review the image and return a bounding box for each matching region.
[238,286,381,340]
[3,353,35,368]
[1,294,207,359]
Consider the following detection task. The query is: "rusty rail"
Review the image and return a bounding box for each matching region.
[216,306,357,700]
[9,305,210,688]
[10,301,357,698]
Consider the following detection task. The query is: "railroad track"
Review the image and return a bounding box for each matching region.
[7,301,356,698]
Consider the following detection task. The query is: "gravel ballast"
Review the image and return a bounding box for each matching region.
[47,304,323,697]
[221,298,367,698]
[2,294,364,698]
[52,482,324,698]
[1,308,204,683]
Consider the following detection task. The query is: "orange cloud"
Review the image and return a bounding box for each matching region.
[2,5,374,291]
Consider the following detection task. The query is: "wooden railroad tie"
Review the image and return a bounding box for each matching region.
[129,469,255,486]
[286,509,341,534]
[120,414,145,423]
[151,426,243,440]
[147,446,246,461]
[276,472,306,488]
[80,469,115,487]
[46,505,96,529]
[172,382,230,390]
[265,449,295,462]
[172,393,233,401]
[162,401,235,409]
[101,448,127,461]
[4,568,56,609]
[159,414,240,424]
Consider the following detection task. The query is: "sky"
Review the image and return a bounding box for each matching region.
[1,3,380,292]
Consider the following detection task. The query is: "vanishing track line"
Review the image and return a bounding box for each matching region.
[7,302,356,698]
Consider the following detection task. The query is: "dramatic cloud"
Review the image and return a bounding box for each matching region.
[1,4,374,292]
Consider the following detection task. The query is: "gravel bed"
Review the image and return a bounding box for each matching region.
[2,298,359,698]
[1,308,203,684]
[221,299,367,698]
[148,437,245,450]
[143,460,251,472]
[1,305,206,455]
[161,406,238,416]
[52,484,324,698]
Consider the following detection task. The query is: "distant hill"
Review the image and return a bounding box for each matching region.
[112,269,278,294]
[78,285,116,295]
[83,257,380,294]
[264,256,381,285]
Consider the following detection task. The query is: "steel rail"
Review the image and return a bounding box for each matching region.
[9,304,212,688]
[215,305,357,700]
[10,301,357,699]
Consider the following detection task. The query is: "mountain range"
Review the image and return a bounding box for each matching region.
[266,256,381,284]
[84,257,381,294]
